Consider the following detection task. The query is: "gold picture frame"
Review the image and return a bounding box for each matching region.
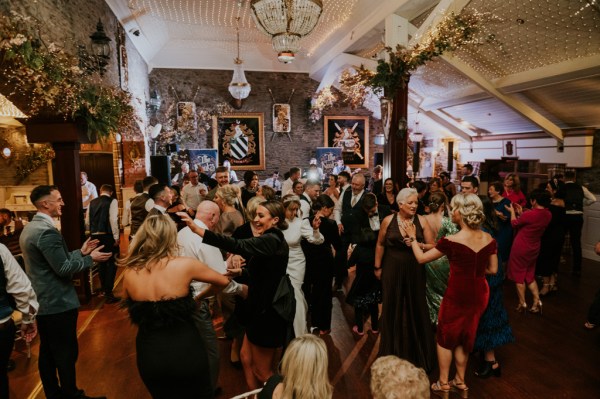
[324,116,369,168]
[212,113,265,171]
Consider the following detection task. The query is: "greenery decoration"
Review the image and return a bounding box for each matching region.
[15,144,55,181]
[0,12,137,140]
[308,86,339,123]
[340,10,494,101]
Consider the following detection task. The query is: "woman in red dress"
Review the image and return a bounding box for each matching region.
[502,173,527,207]
[506,188,552,314]
[403,193,498,398]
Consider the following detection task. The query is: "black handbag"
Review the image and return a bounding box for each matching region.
[272,274,296,322]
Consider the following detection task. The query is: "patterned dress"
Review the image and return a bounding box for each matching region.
[425,216,459,325]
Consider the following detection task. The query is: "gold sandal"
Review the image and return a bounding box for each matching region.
[431,381,450,398]
[450,379,469,398]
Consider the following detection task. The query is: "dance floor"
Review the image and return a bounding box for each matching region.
[9,254,600,398]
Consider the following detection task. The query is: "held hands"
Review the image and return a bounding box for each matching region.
[21,321,38,343]
[81,238,100,255]
[226,254,246,277]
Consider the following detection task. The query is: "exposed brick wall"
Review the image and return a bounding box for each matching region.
[149,69,381,180]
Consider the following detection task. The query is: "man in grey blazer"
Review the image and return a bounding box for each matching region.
[20,185,111,399]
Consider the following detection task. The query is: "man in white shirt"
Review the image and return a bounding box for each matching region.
[263,171,282,192]
[181,171,208,214]
[80,171,98,211]
[177,200,244,394]
[86,184,120,302]
[0,243,38,398]
[300,181,321,219]
[281,167,301,197]
[147,184,173,216]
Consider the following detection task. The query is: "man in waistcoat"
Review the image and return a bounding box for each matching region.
[129,176,157,239]
[564,170,596,276]
[333,173,366,291]
[87,185,120,303]
[300,180,321,220]
[20,185,111,399]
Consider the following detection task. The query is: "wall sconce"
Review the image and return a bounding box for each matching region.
[374,132,386,146]
[0,140,12,160]
[79,20,112,75]
[397,117,408,139]
[146,90,162,115]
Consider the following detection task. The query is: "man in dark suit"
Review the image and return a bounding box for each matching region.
[20,185,111,399]
[333,173,366,291]
[87,184,120,303]
[147,184,173,216]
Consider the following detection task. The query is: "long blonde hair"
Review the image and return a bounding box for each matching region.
[118,215,179,271]
[279,334,332,399]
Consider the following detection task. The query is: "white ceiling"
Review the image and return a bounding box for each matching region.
[106,0,600,143]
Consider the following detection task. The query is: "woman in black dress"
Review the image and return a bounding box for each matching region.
[120,215,235,399]
[179,200,289,390]
[302,194,341,335]
[377,178,399,217]
[374,188,436,373]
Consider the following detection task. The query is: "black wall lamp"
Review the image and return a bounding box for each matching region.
[80,20,112,75]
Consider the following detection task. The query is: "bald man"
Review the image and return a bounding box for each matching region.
[177,201,242,394]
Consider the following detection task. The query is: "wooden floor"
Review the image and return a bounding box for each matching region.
[9,255,600,399]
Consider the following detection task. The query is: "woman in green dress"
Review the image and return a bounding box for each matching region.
[423,191,458,325]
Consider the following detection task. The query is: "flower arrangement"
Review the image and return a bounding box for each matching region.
[0,12,137,140]
[308,86,339,123]
[339,10,493,102]
[15,144,55,181]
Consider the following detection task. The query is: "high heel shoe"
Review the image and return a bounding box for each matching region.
[475,360,501,378]
[515,303,527,313]
[529,300,543,315]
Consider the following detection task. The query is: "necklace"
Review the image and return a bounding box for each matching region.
[397,214,415,236]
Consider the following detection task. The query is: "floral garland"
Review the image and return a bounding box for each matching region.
[308,86,339,123]
[0,12,137,140]
[339,10,494,103]
[15,144,55,181]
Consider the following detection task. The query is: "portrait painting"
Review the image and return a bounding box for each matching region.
[324,116,369,168]
[212,113,265,170]
[177,102,197,133]
[273,103,291,133]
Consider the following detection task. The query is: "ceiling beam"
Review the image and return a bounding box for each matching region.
[309,0,412,81]
[414,105,474,142]
[442,53,564,142]
[407,0,472,48]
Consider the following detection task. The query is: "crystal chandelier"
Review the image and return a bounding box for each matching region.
[251,0,323,63]
[228,17,251,108]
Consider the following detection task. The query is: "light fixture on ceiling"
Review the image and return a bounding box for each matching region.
[251,0,324,64]
[229,16,251,109]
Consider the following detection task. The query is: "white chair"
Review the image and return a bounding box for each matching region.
[229,388,263,399]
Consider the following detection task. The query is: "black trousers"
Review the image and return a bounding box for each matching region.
[564,214,584,272]
[587,288,600,325]
[334,238,350,287]
[37,309,80,399]
[0,319,16,399]
[93,233,118,296]
[305,263,334,331]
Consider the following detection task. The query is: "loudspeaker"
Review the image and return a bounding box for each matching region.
[150,155,171,186]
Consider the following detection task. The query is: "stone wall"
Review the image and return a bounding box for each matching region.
[149,69,382,180]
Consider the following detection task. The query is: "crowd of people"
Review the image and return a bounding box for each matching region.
[1,160,598,399]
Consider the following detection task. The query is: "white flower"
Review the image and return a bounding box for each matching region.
[9,34,27,46]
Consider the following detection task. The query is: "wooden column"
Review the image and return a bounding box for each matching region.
[384,83,409,189]
[26,121,92,302]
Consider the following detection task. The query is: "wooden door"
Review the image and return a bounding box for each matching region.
[80,153,115,190]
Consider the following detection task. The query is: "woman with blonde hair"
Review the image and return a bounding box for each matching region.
[258,334,332,399]
[214,184,245,236]
[121,215,240,398]
[403,193,498,397]
[370,356,429,399]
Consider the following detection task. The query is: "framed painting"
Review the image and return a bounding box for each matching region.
[324,116,369,168]
[122,141,146,185]
[177,102,197,132]
[273,103,291,133]
[212,113,265,171]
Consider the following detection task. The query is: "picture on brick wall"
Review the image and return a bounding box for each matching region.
[273,103,291,133]
[212,113,265,171]
[177,102,197,132]
[122,141,145,185]
[324,116,369,168]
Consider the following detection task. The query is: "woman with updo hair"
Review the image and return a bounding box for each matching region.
[403,193,498,397]
[422,191,458,325]
[241,171,259,207]
[214,184,245,236]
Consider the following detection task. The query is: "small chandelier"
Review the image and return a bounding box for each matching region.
[251,0,323,64]
[228,17,251,109]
